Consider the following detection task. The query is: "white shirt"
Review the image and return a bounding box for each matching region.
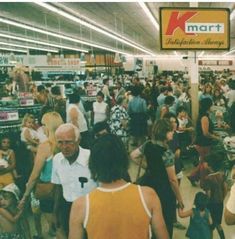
[93,101,107,124]
[21,127,39,143]
[226,89,235,108]
[67,104,88,133]
[51,147,97,202]
[226,183,235,214]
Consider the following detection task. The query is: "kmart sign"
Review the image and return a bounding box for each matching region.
[160,8,230,50]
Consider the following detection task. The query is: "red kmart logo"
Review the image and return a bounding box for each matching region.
[165,11,224,35]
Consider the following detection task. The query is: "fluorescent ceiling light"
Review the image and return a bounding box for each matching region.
[0,47,27,53]
[0,18,132,55]
[0,33,88,53]
[138,1,159,31]
[0,41,58,53]
[35,2,155,56]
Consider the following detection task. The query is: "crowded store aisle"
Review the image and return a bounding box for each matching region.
[128,159,235,239]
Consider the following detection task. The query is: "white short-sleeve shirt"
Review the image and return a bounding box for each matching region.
[51,146,97,202]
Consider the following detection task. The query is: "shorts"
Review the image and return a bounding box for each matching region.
[40,199,54,213]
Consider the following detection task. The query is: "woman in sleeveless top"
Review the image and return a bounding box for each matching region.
[188,98,219,188]
[131,119,184,239]
[19,112,63,237]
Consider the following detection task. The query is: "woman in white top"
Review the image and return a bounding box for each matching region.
[67,92,90,148]
[92,91,109,125]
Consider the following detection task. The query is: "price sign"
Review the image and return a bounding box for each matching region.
[0,111,19,121]
[20,98,34,106]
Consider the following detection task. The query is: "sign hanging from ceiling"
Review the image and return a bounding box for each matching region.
[160,8,230,50]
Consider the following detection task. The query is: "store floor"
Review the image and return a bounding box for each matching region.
[36,158,235,239]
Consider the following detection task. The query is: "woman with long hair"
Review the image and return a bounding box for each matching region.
[19,112,64,238]
[131,119,184,238]
[187,98,219,188]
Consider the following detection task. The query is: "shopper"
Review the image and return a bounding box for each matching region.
[19,112,64,238]
[187,98,219,188]
[109,96,129,145]
[69,134,169,239]
[52,123,97,239]
[91,91,109,125]
[0,135,18,188]
[20,114,39,154]
[67,92,90,149]
[178,192,213,239]
[128,85,148,147]
[0,183,30,238]
[131,119,184,238]
[204,151,227,239]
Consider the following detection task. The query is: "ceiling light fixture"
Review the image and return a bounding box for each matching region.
[0,18,133,55]
[35,2,155,56]
[0,33,88,53]
[0,41,58,53]
[137,1,159,31]
[0,47,27,53]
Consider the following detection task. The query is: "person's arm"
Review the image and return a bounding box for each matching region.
[69,196,86,239]
[19,142,50,208]
[201,116,219,140]
[130,146,147,169]
[141,186,169,239]
[69,108,80,129]
[0,208,23,222]
[166,165,184,208]
[178,208,193,218]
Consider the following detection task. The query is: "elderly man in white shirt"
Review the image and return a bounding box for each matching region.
[52,123,97,239]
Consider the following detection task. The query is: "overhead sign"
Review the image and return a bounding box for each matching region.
[160,8,230,50]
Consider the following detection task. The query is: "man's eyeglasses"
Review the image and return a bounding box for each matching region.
[57,140,76,146]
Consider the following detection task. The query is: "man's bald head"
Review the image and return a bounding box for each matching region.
[55,123,80,142]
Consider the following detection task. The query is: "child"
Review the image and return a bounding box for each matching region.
[176,106,194,151]
[178,192,213,239]
[215,110,229,129]
[0,183,26,238]
[21,114,39,153]
[204,151,227,239]
[0,136,18,180]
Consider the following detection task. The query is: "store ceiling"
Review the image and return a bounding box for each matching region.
[0,2,234,56]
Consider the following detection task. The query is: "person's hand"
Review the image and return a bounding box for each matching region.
[178,201,184,209]
[18,196,28,210]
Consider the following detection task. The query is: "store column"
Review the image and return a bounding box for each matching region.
[188,52,199,126]
[189,2,199,126]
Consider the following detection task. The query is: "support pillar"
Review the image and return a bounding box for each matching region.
[189,2,199,126]
[188,51,199,126]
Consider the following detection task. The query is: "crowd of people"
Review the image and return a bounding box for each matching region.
[0,71,235,239]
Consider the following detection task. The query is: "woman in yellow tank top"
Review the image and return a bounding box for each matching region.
[69,134,169,239]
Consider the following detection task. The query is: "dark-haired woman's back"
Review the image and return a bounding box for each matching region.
[138,141,176,238]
